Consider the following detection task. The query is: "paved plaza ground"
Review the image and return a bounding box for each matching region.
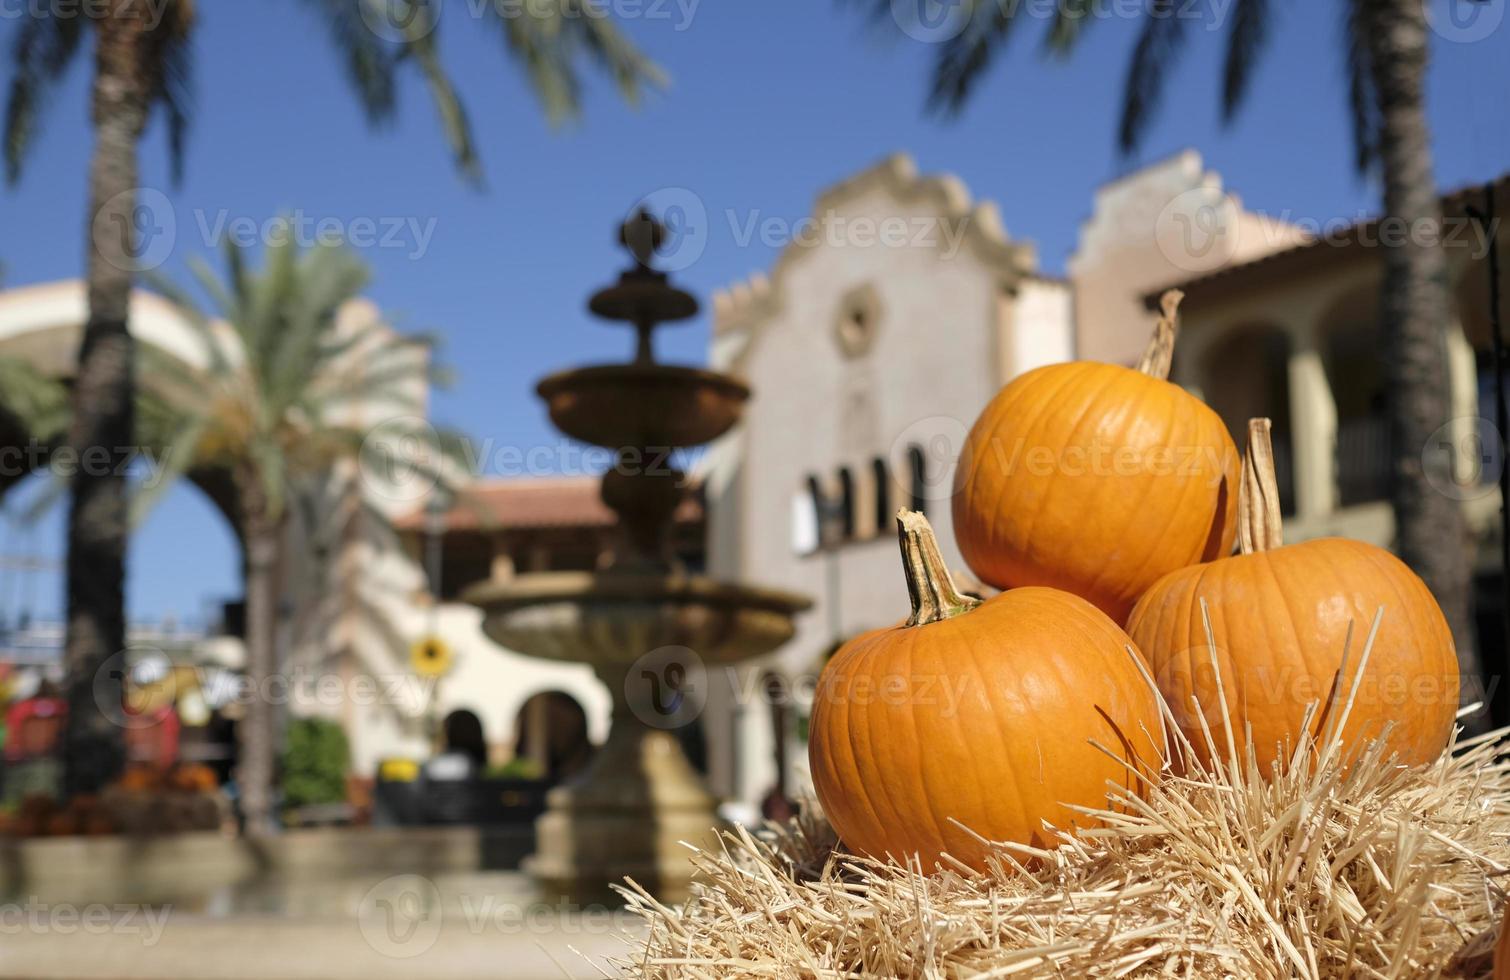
[0,871,648,980]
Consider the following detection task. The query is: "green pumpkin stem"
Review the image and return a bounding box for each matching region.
[1136,289,1183,380]
[1238,417,1284,554]
[897,509,981,627]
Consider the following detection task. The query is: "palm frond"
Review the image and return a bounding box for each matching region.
[1043,0,1098,58]
[488,0,665,125]
[145,267,236,378]
[130,391,209,526]
[3,10,86,184]
[305,364,430,413]
[150,234,454,527]
[144,0,197,185]
[1221,0,1271,124]
[346,420,470,500]
[296,0,399,123]
[0,356,69,443]
[1342,0,1378,174]
[389,0,483,184]
[928,0,1027,116]
[265,242,371,411]
[1118,0,1189,155]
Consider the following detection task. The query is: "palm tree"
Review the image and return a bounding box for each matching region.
[146,230,454,837]
[853,0,1484,702]
[3,0,661,796]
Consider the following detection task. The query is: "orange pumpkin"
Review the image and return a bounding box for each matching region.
[168,763,219,794]
[952,291,1239,623]
[808,510,1162,871]
[1126,418,1459,772]
[117,765,162,794]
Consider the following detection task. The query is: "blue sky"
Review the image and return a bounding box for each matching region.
[2,0,1509,623]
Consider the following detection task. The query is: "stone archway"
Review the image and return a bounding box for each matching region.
[0,284,248,548]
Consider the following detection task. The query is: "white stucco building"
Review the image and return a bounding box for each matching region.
[700,150,1504,805]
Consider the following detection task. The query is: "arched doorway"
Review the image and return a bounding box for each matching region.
[512,690,593,784]
[1200,324,1296,514]
[1317,284,1389,507]
[440,708,487,770]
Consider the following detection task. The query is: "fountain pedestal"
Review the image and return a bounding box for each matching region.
[465,215,809,902]
[530,664,719,903]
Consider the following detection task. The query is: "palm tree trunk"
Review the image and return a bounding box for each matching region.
[61,3,152,797]
[1363,0,1485,719]
[238,482,284,839]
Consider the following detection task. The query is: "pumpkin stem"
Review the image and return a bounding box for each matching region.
[897,509,981,627]
[1136,289,1184,380]
[1238,417,1284,554]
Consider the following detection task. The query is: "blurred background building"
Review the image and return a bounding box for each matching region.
[0,149,1504,814]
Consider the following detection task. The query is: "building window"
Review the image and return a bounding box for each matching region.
[791,476,822,555]
[907,446,928,516]
[872,457,890,533]
[834,283,882,359]
[837,467,857,540]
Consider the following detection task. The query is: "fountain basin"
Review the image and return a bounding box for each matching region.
[463,571,810,667]
[535,364,749,450]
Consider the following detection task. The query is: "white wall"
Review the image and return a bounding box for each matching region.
[705,157,1070,804]
[1069,150,1306,367]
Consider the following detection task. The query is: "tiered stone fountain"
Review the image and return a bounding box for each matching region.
[464,214,810,902]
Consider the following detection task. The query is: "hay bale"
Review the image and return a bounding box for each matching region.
[618,634,1510,978]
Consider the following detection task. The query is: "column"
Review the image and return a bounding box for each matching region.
[1287,323,1339,519]
[1446,321,1480,487]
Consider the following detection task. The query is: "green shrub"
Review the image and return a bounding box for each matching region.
[281,717,350,809]
[484,757,543,780]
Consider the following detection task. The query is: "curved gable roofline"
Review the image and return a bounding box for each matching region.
[0,280,408,380]
[712,153,1038,340]
[0,279,238,377]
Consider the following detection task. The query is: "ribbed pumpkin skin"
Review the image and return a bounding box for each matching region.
[1126,537,1458,772]
[808,587,1161,871]
[953,363,1240,624]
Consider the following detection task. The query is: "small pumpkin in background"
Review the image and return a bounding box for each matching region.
[1126,418,1459,773]
[808,510,1161,871]
[117,765,162,794]
[952,291,1239,624]
[168,763,220,794]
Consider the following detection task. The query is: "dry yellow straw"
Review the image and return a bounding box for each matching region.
[617,608,1510,978]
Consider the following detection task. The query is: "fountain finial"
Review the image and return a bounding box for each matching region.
[620,209,666,270]
[589,207,698,363]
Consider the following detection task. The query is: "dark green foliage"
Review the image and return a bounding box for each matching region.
[280,717,351,809]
